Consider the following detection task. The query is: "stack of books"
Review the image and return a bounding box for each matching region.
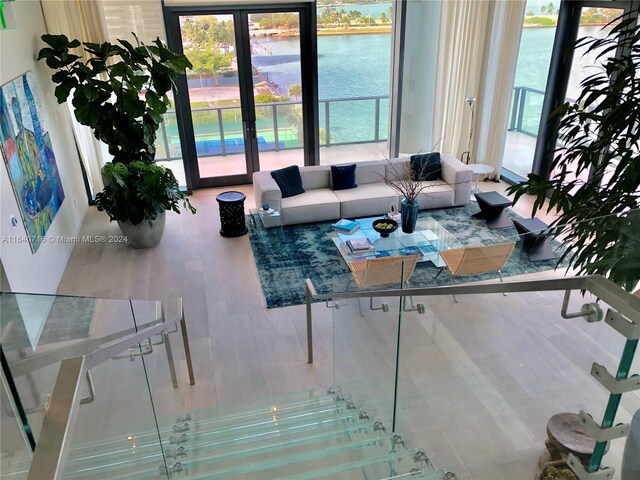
[346,237,375,253]
[332,218,360,234]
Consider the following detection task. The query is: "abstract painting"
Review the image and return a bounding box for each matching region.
[0,72,65,253]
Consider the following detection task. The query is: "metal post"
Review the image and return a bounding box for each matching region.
[27,358,85,480]
[509,88,520,131]
[163,330,179,389]
[178,299,195,386]
[374,97,380,142]
[305,279,316,364]
[517,89,527,132]
[161,118,172,161]
[325,101,330,147]
[217,108,227,156]
[588,337,638,472]
[272,104,279,151]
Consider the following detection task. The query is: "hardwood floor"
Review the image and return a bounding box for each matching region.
[54,180,638,479]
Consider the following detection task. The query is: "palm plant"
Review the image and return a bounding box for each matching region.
[508,14,640,291]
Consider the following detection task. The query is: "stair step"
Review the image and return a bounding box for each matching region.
[62,418,378,478]
[64,389,343,459]
[191,444,422,480]
[10,386,454,480]
[62,410,373,478]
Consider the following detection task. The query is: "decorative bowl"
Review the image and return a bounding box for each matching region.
[372,218,398,238]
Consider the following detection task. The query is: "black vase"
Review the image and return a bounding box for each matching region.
[400,199,419,234]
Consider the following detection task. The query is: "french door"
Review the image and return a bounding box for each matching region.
[164,3,318,188]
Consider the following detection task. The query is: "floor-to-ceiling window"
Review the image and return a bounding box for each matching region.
[316,1,393,164]
[502,0,559,180]
[501,0,638,184]
[551,6,625,188]
[164,4,317,189]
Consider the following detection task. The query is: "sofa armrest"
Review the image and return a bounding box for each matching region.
[253,171,282,210]
[441,154,472,206]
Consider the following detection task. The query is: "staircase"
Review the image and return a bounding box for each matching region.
[4,387,454,479]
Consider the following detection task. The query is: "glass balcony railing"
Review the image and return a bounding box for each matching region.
[154,96,389,162]
[156,85,566,166]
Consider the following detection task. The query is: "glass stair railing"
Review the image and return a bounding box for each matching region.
[4,385,454,480]
[58,388,339,459]
[61,390,363,477]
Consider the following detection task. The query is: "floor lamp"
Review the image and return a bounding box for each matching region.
[460,96,476,165]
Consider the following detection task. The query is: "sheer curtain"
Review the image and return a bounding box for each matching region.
[431,0,526,178]
[40,0,111,197]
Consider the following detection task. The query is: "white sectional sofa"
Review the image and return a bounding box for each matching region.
[252,155,472,226]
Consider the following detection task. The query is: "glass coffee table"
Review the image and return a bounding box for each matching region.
[331,216,462,268]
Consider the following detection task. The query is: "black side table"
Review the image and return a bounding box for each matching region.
[472,191,513,229]
[513,218,556,261]
[216,191,248,237]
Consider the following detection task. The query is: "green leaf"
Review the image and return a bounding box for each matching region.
[121,90,145,118]
[54,83,73,103]
[41,34,70,50]
[110,61,129,77]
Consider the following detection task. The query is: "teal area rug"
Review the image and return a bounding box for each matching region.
[247,204,564,308]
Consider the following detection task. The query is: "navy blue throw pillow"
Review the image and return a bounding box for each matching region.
[271,165,305,198]
[410,153,442,181]
[331,164,357,190]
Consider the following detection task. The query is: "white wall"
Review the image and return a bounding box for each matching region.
[0,0,88,293]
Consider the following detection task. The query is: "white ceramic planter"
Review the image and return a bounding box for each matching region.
[117,212,166,249]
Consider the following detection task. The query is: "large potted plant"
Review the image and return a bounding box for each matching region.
[509,16,639,478]
[37,34,195,248]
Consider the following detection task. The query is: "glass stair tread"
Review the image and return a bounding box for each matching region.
[179,434,400,480]
[61,420,378,477]
[47,386,452,480]
[64,392,343,457]
[180,387,338,422]
[61,407,372,478]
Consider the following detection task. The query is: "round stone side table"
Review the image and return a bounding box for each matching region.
[216,191,248,238]
[468,163,495,195]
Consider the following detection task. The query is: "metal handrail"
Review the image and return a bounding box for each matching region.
[157,85,579,162]
[7,319,160,377]
[26,299,195,480]
[304,275,640,363]
[305,274,639,477]
[509,85,578,136]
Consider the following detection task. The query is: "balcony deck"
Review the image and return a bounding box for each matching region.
[158,141,389,186]
[160,132,538,189]
[503,131,538,179]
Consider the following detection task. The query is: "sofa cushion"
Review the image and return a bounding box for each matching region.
[271,165,305,198]
[440,154,472,206]
[353,160,386,185]
[333,183,399,219]
[299,165,331,190]
[331,164,357,190]
[415,181,455,210]
[411,152,442,181]
[280,189,341,225]
[384,157,411,182]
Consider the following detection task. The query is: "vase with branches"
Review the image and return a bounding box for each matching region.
[381,150,446,233]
